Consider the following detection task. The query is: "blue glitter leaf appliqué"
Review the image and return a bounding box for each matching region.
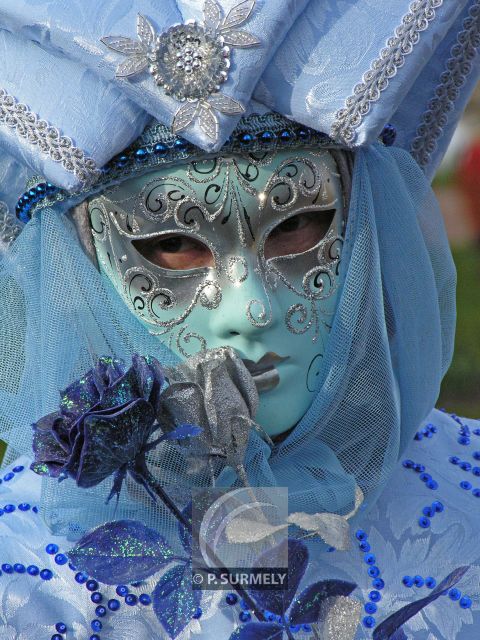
[288,578,357,625]
[68,519,174,584]
[373,566,470,640]
[248,538,309,616]
[153,563,201,638]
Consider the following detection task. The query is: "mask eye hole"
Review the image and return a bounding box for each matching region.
[264,209,336,260]
[133,234,214,270]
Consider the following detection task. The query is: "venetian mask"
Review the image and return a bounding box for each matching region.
[88,148,348,437]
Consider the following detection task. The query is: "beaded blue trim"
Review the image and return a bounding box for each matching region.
[15,113,338,223]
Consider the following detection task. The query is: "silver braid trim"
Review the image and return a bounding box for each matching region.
[0,201,22,248]
[410,1,480,169]
[331,0,444,145]
[0,88,101,185]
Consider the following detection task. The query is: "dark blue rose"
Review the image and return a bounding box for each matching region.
[31,354,165,488]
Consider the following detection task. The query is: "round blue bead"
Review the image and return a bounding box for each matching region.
[135,148,148,160]
[4,472,14,482]
[414,432,423,441]
[154,143,168,156]
[289,624,301,632]
[302,624,312,632]
[27,565,39,576]
[425,577,436,589]
[239,611,251,623]
[402,576,414,587]
[460,596,472,609]
[125,594,138,606]
[174,138,188,151]
[418,516,430,528]
[364,553,376,565]
[369,590,381,603]
[473,488,480,497]
[432,501,444,512]
[55,622,67,633]
[458,436,470,445]
[460,481,472,490]
[46,543,59,555]
[266,611,276,621]
[32,506,39,513]
[51,635,63,640]
[40,569,53,580]
[12,465,24,473]
[108,598,120,611]
[297,128,311,141]
[474,429,480,436]
[90,635,101,640]
[259,130,275,143]
[419,473,431,482]
[192,606,202,619]
[95,606,107,617]
[359,541,371,552]
[380,124,397,146]
[91,592,103,604]
[449,588,462,601]
[238,133,253,146]
[365,602,377,614]
[402,459,414,468]
[363,615,376,628]
[139,593,152,606]
[355,529,367,541]
[115,154,128,167]
[91,619,102,631]
[422,506,435,517]
[116,585,129,596]
[279,129,292,142]
[55,553,68,565]
[414,575,424,588]
[86,579,99,591]
[472,467,480,476]
[14,563,25,573]
[75,572,88,584]
[426,479,439,490]
[4,504,16,513]
[18,503,30,511]
[372,579,385,590]
[460,462,472,471]
[473,451,480,460]
[226,593,238,605]
[1,564,13,574]
[368,566,380,578]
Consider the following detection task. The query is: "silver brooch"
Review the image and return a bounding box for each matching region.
[101,0,260,141]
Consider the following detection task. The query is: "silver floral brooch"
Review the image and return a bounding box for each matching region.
[101,0,260,142]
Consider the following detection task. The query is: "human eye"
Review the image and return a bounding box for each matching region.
[133,234,214,270]
[264,209,336,260]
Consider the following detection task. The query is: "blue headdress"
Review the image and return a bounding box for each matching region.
[0,0,477,538]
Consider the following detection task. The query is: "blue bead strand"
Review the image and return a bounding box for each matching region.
[355,529,385,631]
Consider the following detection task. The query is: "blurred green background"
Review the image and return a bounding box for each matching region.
[435,84,480,417]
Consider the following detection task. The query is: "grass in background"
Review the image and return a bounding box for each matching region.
[439,244,480,417]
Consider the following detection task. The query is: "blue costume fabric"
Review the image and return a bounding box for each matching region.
[0,1,479,639]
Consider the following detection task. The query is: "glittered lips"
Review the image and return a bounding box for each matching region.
[242,352,290,392]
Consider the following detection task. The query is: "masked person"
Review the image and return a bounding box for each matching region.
[0,2,479,639]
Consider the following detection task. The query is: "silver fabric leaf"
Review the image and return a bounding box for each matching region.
[222,29,260,47]
[137,14,156,49]
[208,93,245,114]
[225,486,364,549]
[172,102,200,133]
[288,512,351,551]
[115,55,149,78]
[100,35,147,55]
[161,347,261,484]
[314,596,362,640]
[199,104,219,140]
[204,0,222,32]
[221,0,256,30]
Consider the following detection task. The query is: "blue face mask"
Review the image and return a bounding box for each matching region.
[88,148,347,437]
